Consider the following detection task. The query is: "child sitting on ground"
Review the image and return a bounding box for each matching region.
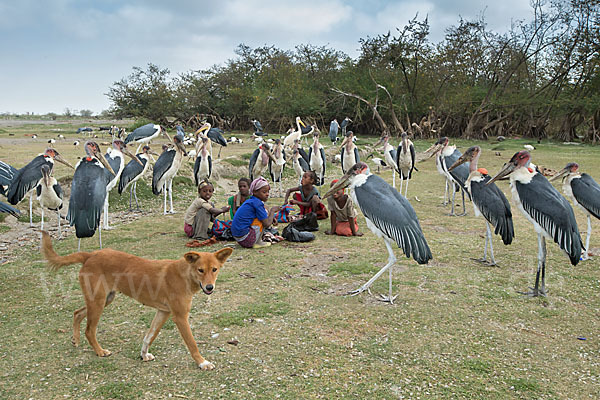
[231,177,281,248]
[324,179,363,237]
[228,177,251,219]
[184,180,230,240]
[283,170,328,220]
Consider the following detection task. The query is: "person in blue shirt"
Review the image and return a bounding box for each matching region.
[231,177,280,248]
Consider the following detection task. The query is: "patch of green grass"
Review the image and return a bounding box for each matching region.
[464,359,491,374]
[213,297,291,327]
[94,382,142,399]
[0,213,6,223]
[508,377,540,392]
[17,213,41,223]
[328,261,378,276]
[241,153,252,160]
[0,225,10,233]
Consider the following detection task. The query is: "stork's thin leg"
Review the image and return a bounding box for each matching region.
[218,146,222,158]
[474,222,497,266]
[449,183,457,216]
[134,182,140,210]
[582,214,591,260]
[399,177,403,194]
[392,171,396,189]
[135,143,143,154]
[488,223,496,265]
[29,194,33,226]
[348,239,397,304]
[442,179,449,205]
[99,226,103,249]
[168,180,174,213]
[57,210,61,238]
[103,197,112,230]
[455,189,467,216]
[78,238,81,252]
[522,234,547,297]
[404,178,409,198]
[129,185,133,211]
[163,182,167,215]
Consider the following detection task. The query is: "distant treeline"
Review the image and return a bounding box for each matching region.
[107,0,599,142]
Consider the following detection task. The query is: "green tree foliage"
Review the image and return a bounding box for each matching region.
[107,1,600,141]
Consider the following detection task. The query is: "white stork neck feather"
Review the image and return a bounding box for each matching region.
[509,166,536,185]
[349,172,369,189]
[441,145,455,157]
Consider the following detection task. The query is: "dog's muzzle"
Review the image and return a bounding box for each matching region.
[202,284,214,295]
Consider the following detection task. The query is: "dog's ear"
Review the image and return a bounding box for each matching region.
[184,252,200,264]
[214,247,233,264]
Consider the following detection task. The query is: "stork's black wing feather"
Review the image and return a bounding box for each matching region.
[329,121,338,142]
[7,155,50,205]
[193,155,202,186]
[571,174,600,220]
[319,147,326,185]
[409,143,416,176]
[353,148,360,165]
[354,175,432,264]
[53,183,63,201]
[298,148,309,165]
[0,160,17,196]
[471,176,514,245]
[103,152,121,182]
[118,156,146,194]
[67,159,108,238]
[208,128,227,147]
[516,174,582,265]
[249,148,260,180]
[0,201,20,217]
[124,123,157,144]
[152,150,175,195]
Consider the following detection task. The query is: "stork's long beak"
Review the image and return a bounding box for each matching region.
[323,172,352,199]
[299,118,306,128]
[422,143,442,159]
[97,152,115,175]
[195,124,210,137]
[176,140,187,155]
[163,130,173,143]
[549,167,569,182]
[448,154,469,172]
[54,153,75,169]
[487,162,516,185]
[123,147,143,165]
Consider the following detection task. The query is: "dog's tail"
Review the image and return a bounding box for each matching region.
[41,231,92,271]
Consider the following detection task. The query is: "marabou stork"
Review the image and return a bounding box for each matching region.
[283,117,307,148]
[381,135,399,188]
[102,139,141,229]
[152,132,187,214]
[195,122,227,158]
[291,143,310,184]
[328,118,339,143]
[429,137,470,216]
[252,119,268,136]
[324,162,432,303]
[308,130,326,186]
[36,164,64,236]
[0,201,20,217]
[0,160,18,196]
[269,139,286,197]
[249,143,276,181]
[396,133,416,197]
[551,163,600,260]
[488,151,582,296]
[193,136,212,185]
[340,117,352,136]
[448,146,514,265]
[7,148,73,226]
[340,131,360,174]
[124,123,163,153]
[118,146,157,211]
[68,142,116,250]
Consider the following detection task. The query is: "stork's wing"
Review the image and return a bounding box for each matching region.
[516,173,582,265]
[208,128,227,147]
[299,157,309,172]
[7,155,47,205]
[54,182,64,201]
[103,152,121,181]
[320,147,326,184]
[254,120,263,132]
[571,174,600,220]
[125,123,157,144]
[353,147,360,164]
[208,155,212,179]
[152,150,175,195]
[354,174,432,264]
[340,148,345,173]
[193,156,202,186]
[301,125,312,135]
[249,148,260,180]
[308,147,313,164]
[471,177,514,245]
[298,148,309,165]
[67,160,107,238]
[0,160,17,195]
[119,156,146,194]
[445,149,469,187]
[329,122,338,142]
[0,201,20,217]
[409,143,416,175]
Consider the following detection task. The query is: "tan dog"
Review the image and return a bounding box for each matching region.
[40,231,233,370]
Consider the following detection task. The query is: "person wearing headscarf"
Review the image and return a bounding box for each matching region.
[184,180,230,240]
[231,177,281,248]
[324,178,362,237]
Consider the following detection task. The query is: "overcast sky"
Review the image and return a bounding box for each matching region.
[0,0,534,115]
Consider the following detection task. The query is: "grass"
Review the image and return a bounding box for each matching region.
[0,120,599,399]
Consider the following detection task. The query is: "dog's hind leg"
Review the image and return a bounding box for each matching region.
[72,306,87,347]
[140,309,171,362]
[83,289,112,357]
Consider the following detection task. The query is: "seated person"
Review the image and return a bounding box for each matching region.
[283,170,328,219]
[231,177,280,248]
[325,179,363,237]
[184,181,230,240]
[228,177,251,219]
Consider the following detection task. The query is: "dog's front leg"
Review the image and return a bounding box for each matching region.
[140,309,171,362]
[172,313,214,370]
